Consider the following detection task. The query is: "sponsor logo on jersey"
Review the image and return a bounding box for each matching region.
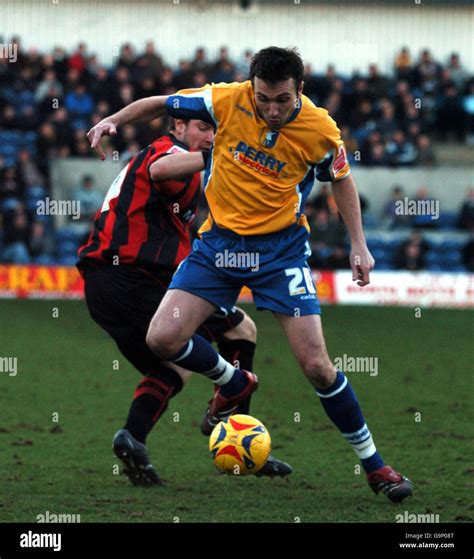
[232,141,287,178]
[236,104,253,118]
[333,145,348,176]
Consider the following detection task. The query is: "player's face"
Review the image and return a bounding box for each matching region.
[253,77,303,130]
[183,120,215,151]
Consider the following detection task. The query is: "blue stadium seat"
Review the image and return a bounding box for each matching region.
[3,156,17,166]
[0,197,21,212]
[26,185,47,200]
[352,128,370,145]
[34,254,56,265]
[375,262,395,270]
[440,239,464,251]
[0,86,17,105]
[437,212,458,230]
[57,240,80,255]
[313,246,332,260]
[362,213,378,228]
[0,130,19,143]
[16,90,34,109]
[426,263,443,271]
[367,240,382,251]
[10,134,22,147]
[26,199,40,213]
[24,131,37,142]
[55,228,83,243]
[0,144,17,156]
[442,252,462,265]
[21,131,38,154]
[426,237,442,250]
[425,251,441,266]
[371,248,387,260]
[57,254,79,266]
[374,238,403,253]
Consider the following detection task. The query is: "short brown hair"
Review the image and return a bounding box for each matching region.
[249,46,304,92]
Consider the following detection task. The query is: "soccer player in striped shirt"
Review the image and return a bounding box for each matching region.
[79,118,292,484]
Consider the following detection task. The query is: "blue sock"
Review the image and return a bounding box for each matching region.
[170,334,245,395]
[171,334,220,373]
[317,370,384,474]
[220,370,248,398]
[361,453,385,474]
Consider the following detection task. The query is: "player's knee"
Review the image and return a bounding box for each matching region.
[146,323,183,359]
[225,313,257,342]
[300,355,336,389]
[145,328,165,357]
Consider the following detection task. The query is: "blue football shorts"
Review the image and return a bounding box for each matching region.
[169,223,321,316]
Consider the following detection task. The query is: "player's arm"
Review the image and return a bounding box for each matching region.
[149,152,206,182]
[87,95,169,160]
[315,114,374,287]
[166,86,217,127]
[331,174,374,287]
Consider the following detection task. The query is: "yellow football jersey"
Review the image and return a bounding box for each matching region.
[166,80,350,236]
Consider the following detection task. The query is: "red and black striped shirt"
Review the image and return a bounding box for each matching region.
[78,135,201,274]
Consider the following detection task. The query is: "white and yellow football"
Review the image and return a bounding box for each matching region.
[209,414,271,475]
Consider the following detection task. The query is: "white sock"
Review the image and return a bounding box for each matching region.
[343,423,377,459]
[203,355,237,385]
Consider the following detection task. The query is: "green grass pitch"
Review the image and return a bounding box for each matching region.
[0,300,472,523]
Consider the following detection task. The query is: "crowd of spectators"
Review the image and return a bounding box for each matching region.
[0,37,473,268]
[306,185,474,272]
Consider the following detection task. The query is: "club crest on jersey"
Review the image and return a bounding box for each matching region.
[260,129,279,149]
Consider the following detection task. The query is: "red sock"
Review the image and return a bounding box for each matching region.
[124,366,183,443]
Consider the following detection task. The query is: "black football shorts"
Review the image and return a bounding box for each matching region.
[81,262,244,375]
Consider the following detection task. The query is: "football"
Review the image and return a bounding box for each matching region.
[209,414,272,475]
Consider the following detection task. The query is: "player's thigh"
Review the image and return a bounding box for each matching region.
[110,324,193,384]
[83,265,194,383]
[111,325,163,373]
[83,264,165,333]
[147,288,217,348]
[274,313,335,382]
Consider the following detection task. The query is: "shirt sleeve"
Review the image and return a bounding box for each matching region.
[147,144,184,168]
[166,85,217,127]
[315,114,351,182]
[147,144,192,197]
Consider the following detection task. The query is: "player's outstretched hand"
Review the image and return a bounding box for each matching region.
[87,120,118,160]
[350,244,375,287]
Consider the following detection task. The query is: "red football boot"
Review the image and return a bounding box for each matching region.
[367,465,413,503]
[201,370,258,435]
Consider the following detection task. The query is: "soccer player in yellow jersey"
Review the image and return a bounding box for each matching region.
[88,47,412,501]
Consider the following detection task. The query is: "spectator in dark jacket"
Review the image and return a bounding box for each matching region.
[462,237,474,271]
[1,204,31,263]
[394,231,429,271]
[457,188,474,231]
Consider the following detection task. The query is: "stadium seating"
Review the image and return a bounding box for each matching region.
[0,40,472,271]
